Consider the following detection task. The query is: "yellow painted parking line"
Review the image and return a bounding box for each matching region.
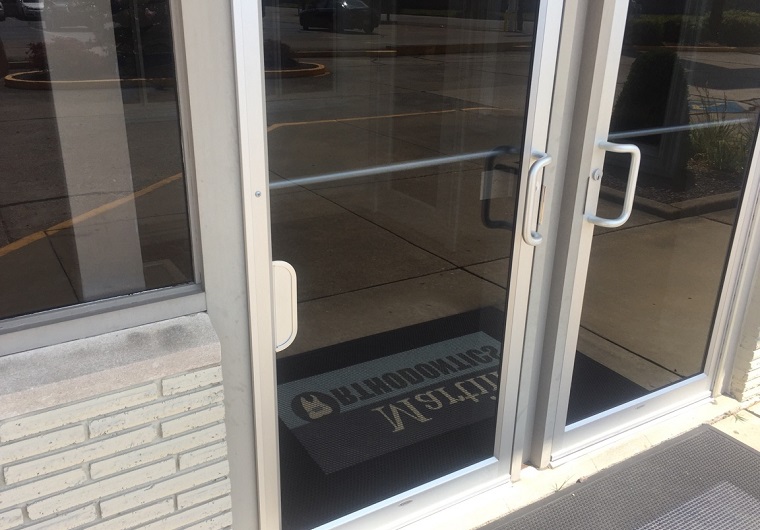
[0,172,182,258]
[266,106,500,132]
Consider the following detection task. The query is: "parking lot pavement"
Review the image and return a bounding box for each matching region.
[263,7,533,54]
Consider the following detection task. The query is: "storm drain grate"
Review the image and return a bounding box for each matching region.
[483,426,760,530]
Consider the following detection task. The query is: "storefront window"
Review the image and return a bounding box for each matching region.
[0,0,192,320]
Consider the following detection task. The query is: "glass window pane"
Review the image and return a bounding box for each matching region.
[568,0,760,424]
[0,0,192,320]
[265,2,540,527]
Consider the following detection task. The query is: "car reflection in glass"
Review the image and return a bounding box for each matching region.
[300,0,379,34]
[16,0,43,19]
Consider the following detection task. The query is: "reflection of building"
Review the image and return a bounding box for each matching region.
[1,1,760,529]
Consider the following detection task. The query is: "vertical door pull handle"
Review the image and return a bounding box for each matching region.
[273,261,298,352]
[523,151,552,246]
[585,141,641,228]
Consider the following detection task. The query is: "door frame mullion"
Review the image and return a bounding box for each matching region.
[499,0,565,480]
[528,0,633,469]
[231,1,282,530]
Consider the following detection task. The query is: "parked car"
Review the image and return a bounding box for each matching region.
[15,0,43,19]
[300,0,379,34]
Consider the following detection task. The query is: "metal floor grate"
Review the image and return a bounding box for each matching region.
[483,426,760,530]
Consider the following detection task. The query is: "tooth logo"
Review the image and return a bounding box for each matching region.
[292,392,340,422]
[301,395,333,419]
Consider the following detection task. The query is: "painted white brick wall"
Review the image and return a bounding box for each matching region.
[731,353,760,401]
[84,499,174,530]
[0,366,232,530]
[140,496,232,530]
[0,386,159,443]
[730,266,760,403]
[0,509,24,530]
[6,427,157,484]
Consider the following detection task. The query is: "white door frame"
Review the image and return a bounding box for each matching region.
[530,0,760,467]
[230,0,565,527]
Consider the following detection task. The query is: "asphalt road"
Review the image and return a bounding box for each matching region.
[265,51,532,188]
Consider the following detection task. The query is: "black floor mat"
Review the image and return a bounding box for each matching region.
[567,353,649,424]
[482,425,760,530]
[277,308,649,529]
[278,308,503,530]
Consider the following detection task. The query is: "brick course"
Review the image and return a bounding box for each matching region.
[5,427,157,485]
[0,386,158,443]
[730,340,760,402]
[0,509,24,530]
[0,365,231,530]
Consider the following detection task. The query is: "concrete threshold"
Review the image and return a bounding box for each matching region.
[402,395,756,530]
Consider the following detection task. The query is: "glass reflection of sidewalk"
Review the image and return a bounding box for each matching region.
[581,209,736,387]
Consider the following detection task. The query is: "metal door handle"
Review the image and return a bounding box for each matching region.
[273,261,298,352]
[585,141,641,228]
[523,150,552,246]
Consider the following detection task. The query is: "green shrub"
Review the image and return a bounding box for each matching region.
[679,19,706,44]
[726,0,760,13]
[263,39,299,69]
[26,41,47,70]
[625,15,706,45]
[719,10,760,46]
[662,19,682,43]
[625,18,663,45]
[691,93,754,176]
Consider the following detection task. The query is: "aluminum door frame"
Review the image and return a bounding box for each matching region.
[230,0,565,528]
[530,0,760,467]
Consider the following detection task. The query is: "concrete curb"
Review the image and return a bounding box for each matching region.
[600,186,739,220]
[4,71,175,90]
[626,45,760,54]
[264,62,326,78]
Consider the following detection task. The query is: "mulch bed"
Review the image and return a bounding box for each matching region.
[604,160,743,205]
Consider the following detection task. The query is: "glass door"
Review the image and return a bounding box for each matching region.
[542,0,760,461]
[236,0,562,528]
